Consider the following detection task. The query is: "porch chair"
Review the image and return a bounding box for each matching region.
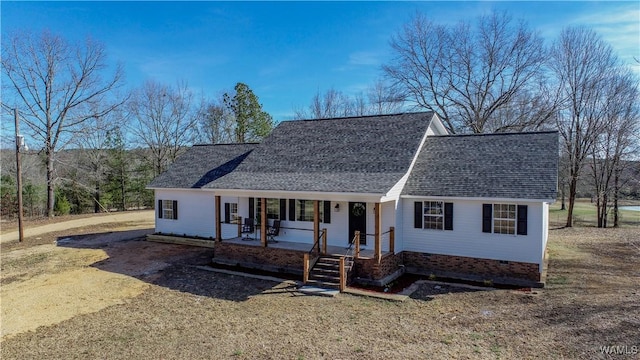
[241,218,255,240]
[267,219,281,243]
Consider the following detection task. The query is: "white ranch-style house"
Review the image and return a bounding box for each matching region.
[148,112,558,289]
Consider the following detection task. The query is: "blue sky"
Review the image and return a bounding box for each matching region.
[2,1,639,121]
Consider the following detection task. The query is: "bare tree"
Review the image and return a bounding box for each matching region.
[128,80,200,176]
[198,95,235,144]
[73,109,126,212]
[589,70,640,227]
[301,88,355,119]
[367,79,405,115]
[549,27,621,227]
[294,81,405,120]
[1,30,125,217]
[383,10,549,133]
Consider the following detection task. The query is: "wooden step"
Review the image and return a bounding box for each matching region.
[305,279,340,290]
[309,273,340,282]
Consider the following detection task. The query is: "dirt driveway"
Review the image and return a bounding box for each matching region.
[0,211,209,339]
[0,211,155,243]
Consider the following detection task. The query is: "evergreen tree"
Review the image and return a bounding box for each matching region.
[223,82,273,143]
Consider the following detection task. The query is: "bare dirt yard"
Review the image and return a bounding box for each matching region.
[1,212,638,359]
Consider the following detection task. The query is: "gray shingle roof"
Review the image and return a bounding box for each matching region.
[402,131,558,199]
[203,112,434,193]
[148,143,257,189]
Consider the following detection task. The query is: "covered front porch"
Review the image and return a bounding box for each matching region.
[221,234,388,260]
[213,196,396,260]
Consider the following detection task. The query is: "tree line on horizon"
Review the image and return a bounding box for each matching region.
[1,10,639,229]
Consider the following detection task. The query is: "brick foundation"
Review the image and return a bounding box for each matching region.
[354,253,404,282]
[213,242,305,274]
[402,251,541,285]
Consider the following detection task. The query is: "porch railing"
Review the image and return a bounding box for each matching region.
[359,227,395,261]
[338,234,358,291]
[303,228,326,284]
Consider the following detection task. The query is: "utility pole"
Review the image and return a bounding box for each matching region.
[15,108,24,242]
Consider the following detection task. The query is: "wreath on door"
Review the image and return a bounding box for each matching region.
[351,202,365,217]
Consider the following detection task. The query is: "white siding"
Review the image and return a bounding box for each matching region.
[401,198,546,264]
[155,189,216,238]
[541,202,550,271]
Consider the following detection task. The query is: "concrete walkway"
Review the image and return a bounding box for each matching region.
[0,210,154,244]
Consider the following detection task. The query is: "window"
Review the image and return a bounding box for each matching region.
[296,200,324,222]
[159,200,177,220]
[230,203,238,222]
[225,202,238,223]
[493,204,516,234]
[423,201,444,229]
[414,201,453,230]
[266,199,280,220]
[483,203,527,235]
[256,198,280,220]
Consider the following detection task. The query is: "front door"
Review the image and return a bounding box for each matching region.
[348,202,367,245]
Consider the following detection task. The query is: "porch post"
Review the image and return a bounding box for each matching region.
[237,216,242,238]
[261,197,267,247]
[322,228,327,255]
[354,231,360,259]
[389,226,395,255]
[313,200,320,254]
[303,253,310,283]
[374,202,381,262]
[215,196,222,242]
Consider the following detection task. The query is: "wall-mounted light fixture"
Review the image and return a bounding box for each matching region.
[334,203,340,212]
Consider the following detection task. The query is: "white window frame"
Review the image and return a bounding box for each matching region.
[161,200,176,220]
[296,200,324,222]
[493,203,516,235]
[229,202,239,223]
[423,201,444,230]
[255,198,280,222]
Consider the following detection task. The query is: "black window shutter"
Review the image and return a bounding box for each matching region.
[444,202,453,230]
[224,203,230,223]
[517,205,528,235]
[482,204,492,233]
[248,198,255,220]
[289,199,296,221]
[323,201,331,224]
[173,200,178,220]
[280,199,287,220]
[414,201,422,229]
[158,199,163,219]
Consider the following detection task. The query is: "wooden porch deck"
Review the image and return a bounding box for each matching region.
[222,236,383,259]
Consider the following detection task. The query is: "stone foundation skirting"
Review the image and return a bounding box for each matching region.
[213,242,305,275]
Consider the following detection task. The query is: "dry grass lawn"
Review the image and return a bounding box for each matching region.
[1,218,638,359]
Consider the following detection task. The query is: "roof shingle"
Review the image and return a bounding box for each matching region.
[402,131,559,199]
[203,112,433,193]
[148,143,257,189]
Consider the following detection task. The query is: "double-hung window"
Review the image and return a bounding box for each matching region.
[256,198,281,220]
[493,204,516,234]
[296,200,324,222]
[423,201,444,230]
[482,203,527,235]
[414,201,453,230]
[224,202,239,223]
[158,199,178,220]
